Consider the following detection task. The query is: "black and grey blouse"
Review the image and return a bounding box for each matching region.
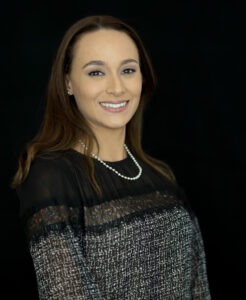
[17,149,211,299]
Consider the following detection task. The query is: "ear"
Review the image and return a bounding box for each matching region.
[65,75,73,95]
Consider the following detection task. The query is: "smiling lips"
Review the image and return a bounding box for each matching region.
[100,100,129,112]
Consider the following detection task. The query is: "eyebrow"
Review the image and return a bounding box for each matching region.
[82,58,139,69]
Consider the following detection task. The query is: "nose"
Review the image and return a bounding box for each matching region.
[106,73,125,96]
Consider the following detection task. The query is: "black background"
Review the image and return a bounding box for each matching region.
[1,1,244,299]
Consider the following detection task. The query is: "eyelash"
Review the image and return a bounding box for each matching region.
[88,70,104,76]
[88,68,136,77]
[122,68,136,74]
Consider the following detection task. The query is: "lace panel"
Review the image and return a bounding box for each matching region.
[84,190,182,226]
[26,205,81,238]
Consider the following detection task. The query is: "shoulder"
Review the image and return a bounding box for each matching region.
[142,157,195,213]
[17,150,81,217]
[22,151,74,188]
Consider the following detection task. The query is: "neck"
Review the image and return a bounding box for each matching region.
[75,127,127,162]
[94,128,126,161]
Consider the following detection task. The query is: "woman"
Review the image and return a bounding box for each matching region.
[12,15,211,299]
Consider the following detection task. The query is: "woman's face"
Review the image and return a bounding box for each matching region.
[66,29,142,135]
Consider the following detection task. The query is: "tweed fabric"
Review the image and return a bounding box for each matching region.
[18,149,211,299]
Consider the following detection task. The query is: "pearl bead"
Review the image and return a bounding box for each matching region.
[78,140,142,181]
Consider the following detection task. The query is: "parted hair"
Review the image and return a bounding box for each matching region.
[12,15,176,194]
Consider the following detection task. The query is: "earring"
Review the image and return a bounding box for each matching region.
[67,90,72,95]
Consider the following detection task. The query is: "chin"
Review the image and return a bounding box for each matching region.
[105,123,128,130]
[102,117,132,129]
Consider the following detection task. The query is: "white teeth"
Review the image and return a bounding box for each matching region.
[100,101,127,108]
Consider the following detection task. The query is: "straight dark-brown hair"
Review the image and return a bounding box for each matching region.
[11,15,176,194]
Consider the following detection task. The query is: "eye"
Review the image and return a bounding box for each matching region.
[88,70,104,77]
[122,68,136,75]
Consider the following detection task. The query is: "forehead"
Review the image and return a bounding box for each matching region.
[72,29,139,61]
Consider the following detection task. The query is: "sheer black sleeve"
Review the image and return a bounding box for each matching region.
[17,155,103,300]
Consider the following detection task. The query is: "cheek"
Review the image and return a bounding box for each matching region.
[134,75,143,94]
[131,81,142,106]
[73,80,104,101]
[127,76,142,94]
[133,81,142,99]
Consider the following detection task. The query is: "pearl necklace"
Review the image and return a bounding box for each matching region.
[78,140,142,181]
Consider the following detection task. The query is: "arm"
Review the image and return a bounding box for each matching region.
[191,215,211,300]
[18,156,103,299]
[26,206,103,300]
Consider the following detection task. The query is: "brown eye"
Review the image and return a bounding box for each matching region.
[122,68,136,74]
[88,70,104,76]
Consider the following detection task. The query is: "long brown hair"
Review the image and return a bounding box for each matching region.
[12,15,176,193]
